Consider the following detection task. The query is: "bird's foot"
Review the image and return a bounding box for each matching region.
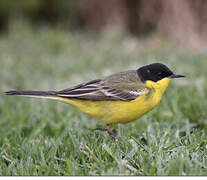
[94,127,117,141]
[108,129,117,141]
[94,127,124,147]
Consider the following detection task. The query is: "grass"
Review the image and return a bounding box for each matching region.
[1,21,207,175]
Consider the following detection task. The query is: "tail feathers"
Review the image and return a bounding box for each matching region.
[5,90,58,100]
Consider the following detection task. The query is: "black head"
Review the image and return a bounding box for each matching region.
[137,63,185,82]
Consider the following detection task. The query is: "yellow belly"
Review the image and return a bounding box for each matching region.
[58,78,171,124]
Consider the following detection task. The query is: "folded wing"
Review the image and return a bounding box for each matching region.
[57,70,149,101]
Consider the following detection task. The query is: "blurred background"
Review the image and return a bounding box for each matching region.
[1,0,207,49]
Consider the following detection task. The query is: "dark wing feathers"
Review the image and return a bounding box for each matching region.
[58,79,101,94]
[56,70,148,101]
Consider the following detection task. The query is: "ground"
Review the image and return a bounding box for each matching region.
[0,22,207,175]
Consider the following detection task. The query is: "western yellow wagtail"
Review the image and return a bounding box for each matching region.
[6,63,185,139]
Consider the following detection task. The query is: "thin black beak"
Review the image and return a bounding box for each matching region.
[169,74,185,78]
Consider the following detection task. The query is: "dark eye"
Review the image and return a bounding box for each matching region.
[157,72,162,77]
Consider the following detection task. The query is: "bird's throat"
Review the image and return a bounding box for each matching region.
[146,78,171,94]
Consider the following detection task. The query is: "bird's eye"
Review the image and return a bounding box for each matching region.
[157,72,162,77]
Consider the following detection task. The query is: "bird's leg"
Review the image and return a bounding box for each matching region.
[94,124,123,146]
[94,124,117,140]
[108,129,117,141]
[93,127,108,132]
[107,124,117,141]
[107,124,125,148]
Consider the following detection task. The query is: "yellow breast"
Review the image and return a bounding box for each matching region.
[58,78,171,124]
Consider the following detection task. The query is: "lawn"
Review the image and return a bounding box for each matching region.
[1,21,207,175]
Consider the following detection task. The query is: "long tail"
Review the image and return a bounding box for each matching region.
[5,90,59,100]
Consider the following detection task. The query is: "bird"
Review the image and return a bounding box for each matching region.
[5,63,185,140]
